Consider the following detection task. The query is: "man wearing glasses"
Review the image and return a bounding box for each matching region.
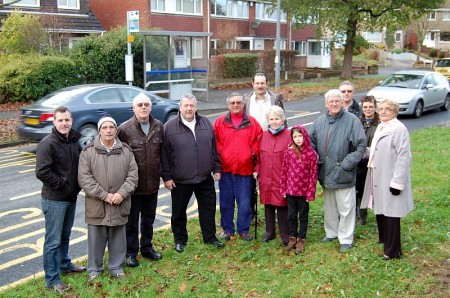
[117,93,164,267]
[214,93,263,241]
[339,81,362,117]
[309,89,366,254]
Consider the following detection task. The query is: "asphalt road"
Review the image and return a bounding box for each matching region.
[0,90,449,291]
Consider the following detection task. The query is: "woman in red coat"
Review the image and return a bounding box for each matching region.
[254,106,291,246]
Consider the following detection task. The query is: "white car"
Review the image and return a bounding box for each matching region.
[367,70,450,118]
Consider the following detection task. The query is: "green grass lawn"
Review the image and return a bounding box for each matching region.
[2,126,449,297]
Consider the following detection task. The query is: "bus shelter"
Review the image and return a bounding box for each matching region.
[141,31,212,102]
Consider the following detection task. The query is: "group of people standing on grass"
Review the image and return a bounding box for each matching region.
[35,72,413,294]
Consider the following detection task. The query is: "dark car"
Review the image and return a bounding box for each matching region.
[18,84,179,146]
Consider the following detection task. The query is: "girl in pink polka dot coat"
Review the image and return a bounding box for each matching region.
[280,124,318,254]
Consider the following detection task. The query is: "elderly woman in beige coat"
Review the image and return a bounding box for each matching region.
[78,116,138,282]
[361,99,413,260]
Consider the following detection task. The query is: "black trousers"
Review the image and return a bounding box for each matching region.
[264,204,289,243]
[171,175,218,244]
[126,193,158,257]
[376,214,402,258]
[287,195,309,239]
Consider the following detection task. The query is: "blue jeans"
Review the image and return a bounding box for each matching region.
[41,198,76,287]
[219,173,252,235]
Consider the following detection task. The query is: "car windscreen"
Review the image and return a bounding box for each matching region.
[36,89,88,107]
[436,60,450,67]
[380,74,423,89]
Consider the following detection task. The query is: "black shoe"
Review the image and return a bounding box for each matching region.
[61,266,86,275]
[263,237,275,243]
[126,256,139,267]
[142,248,162,261]
[175,243,184,253]
[211,240,225,248]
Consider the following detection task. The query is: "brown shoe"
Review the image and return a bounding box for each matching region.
[284,237,297,252]
[295,238,306,255]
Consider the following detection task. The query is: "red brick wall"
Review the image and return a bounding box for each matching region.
[291,25,316,41]
[151,14,204,31]
[256,22,287,39]
[210,18,249,39]
[90,0,151,30]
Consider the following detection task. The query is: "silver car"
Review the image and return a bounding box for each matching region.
[367,70,450,118]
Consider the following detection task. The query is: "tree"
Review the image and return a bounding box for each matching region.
[408,13,442,62]
[215,21,240,49]
[0,11,47,54]
[283,0,445,79]
[69,27,168,87]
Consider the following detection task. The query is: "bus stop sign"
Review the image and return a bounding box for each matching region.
[127,11,139,33]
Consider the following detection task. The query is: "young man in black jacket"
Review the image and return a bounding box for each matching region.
[35,106,86,294]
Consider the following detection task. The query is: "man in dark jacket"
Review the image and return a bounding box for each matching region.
[339,81,362,117]
[161,94,224,253]
[117,93,164,267]
[35,106,86,294]
[309,89,366,254]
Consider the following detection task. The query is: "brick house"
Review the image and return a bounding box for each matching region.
[89,0,331,69]
[0,0,104,49]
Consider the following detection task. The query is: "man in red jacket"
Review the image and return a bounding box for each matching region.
[214,93,263,241]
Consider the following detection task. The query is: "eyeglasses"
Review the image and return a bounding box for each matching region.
[136,102,150,108]
[229,101,243,105]
[340,90,353,94]
[378,107,393,112]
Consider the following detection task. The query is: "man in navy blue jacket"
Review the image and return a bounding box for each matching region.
[161,94,224,253]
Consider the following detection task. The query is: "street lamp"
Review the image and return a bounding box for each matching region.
[275,0,281,87]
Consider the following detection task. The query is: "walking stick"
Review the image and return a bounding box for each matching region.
[254,178,258,239]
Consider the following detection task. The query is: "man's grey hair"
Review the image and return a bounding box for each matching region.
[226,92,243,104]
[339,80,355,90]
[266,105,285,121]
[324,89,343,102]
[132,93,152,106]
[180,93,197,106]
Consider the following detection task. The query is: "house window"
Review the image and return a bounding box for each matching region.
[292,41,306,55]
[308,42,321,55]
[255,3,286,22]
[152,0,201,14]
[151,0,165,11]
[429,12,436,20]
[429,32,436,41]
[211,39,218,49]
[395,32,402,42]
[440,32,450,42]
[4,0,39,6]
[193,39,202,58]
[363,31,382,42]
[443,12,450,21]
[211,0,248,18]
[58,0,79,9]
[176,0,201,14]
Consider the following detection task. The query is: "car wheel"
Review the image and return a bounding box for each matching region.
[413,100,424,118]
[79,124,98,147]
[166,112,178,123]
[440,94,450,111]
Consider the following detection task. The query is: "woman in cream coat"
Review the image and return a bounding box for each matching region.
[361,99,413,260]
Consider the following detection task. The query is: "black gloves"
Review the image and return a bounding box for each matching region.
[390,187,401,196]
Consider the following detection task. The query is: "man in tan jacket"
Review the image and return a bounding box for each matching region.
[78,116,138,283]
